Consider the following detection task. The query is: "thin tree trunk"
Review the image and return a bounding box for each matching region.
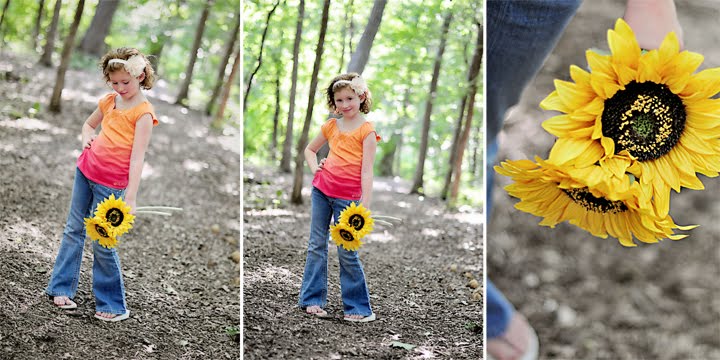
[39,0,62,66]
[471,114,482,178]
[206,13,240,115]
[441,93,468,200]
[176,0,214,105]
[243,0,280,112]
[346,0,386,74]
[449,21,483,207]
[211,47,239,128]
[410,11,452,194]
[0,0,11,46]
[77,0,120,56]
[33,0,46,50]
[270,74,281,161]
[49,0,85,113]
[279,0,305,173]
[290,0,330,205]
[148,0,186,75]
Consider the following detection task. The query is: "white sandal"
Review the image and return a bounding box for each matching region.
[343,313,376,323]
[94,310,130,322]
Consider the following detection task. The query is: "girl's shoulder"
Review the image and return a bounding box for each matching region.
[98,93,117,112]
[359,121,381,142]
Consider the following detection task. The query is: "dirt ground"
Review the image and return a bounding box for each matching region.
[0,52,241,359]
[488,1,720,359]
[243,166,484,359]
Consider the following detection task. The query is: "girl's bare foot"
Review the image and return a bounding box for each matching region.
[305,305,328,317]
[343,313,376,322]
[51,296,77,309]
[94,311,130,322]
[487,313,538,360]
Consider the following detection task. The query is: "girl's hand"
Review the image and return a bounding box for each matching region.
[125,198,137,215]
[83,134,97,149]
[316,158,327,174]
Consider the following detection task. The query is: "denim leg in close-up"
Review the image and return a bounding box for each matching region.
[486,0,582,339]
[46,167,127,314]
[298,187,333,308]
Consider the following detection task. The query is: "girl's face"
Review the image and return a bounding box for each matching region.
[108,70,143,100]
[333,87,364,118]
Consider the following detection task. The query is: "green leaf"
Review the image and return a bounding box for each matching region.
[390,341,416,350]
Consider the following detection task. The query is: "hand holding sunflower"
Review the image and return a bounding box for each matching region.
[85,195,182,249]
[497,18,717,247]
[331,203,374,251]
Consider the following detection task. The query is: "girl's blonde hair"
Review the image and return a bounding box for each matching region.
[326,73,372,114]
[100,47,155,90]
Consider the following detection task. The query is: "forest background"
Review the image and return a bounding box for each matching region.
[0,0,242,358]
[243,0,484,208]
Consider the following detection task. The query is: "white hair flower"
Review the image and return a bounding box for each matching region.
[334,76,369,96]
[108,55,146,77]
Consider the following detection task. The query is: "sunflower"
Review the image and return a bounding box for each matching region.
[84,217,119,249]
[494,157,695,247]
[540,18,720,217]
[329,222,363,251]
[337,202,374,239]
[94,194,135,237]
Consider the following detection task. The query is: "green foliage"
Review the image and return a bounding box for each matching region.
[244,0,484,207]
[2,0,240,128]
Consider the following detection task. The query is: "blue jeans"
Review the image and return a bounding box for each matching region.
[298,187,372,316]
[486,0,582,339]
[46,167,128,315]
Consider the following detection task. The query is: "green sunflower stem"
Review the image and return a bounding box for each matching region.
[374,215,402,223]
[134,206,184,211]
[375,219,394,227]
[135,210,173,216]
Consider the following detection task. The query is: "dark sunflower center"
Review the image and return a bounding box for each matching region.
[95,224,109,238]
[106,208,124,226]
[348,214,365,231]
[601,81,685,161]
[562,187,628,214]
[339,229,355,242]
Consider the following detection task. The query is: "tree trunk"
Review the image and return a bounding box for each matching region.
[449,21,483,207]
[49,0,85,113]
[211,47,239,128]
[0,0,11,46]
[206,13,240,115]
[148,0,186,75]
[77,0,120,56]
[346,0,386,74]
[243,0,280,112]
[39,0,61,66]
[270,70,281,161]
[471,114,482,178]
[410,11,452,194]
[290,0,330,205]
[279,0,305,173]
[378,132,399,176]
[175,0,214,105]
[32,0,45,50]
[441,92,468,200]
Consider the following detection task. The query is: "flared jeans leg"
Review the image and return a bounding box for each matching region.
[46,167,128,314]
[298,188,372,316]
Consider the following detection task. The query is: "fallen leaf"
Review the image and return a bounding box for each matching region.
[390,341,416,350]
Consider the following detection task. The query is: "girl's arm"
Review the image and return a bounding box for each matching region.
[624,0,683,49]
[359,133,377,208]
[82,107,103,148]
[304,132,328,175]
[124,114,154,212]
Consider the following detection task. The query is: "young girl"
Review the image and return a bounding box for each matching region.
[46,47,158,322]
[298,73,380,322]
